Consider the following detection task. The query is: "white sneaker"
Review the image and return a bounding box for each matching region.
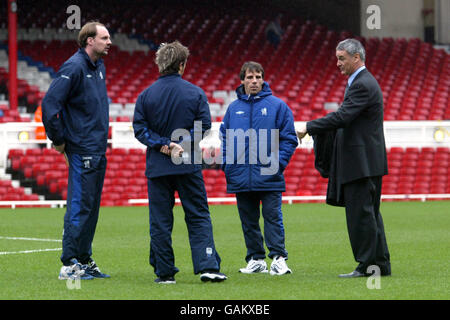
[269,256,292,276]
[58,258,94,280]
[239,259,269,274]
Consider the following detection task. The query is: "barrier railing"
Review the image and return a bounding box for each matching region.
[1,193,449,209]
[1,121,449,167]
[128,194,450,205]
[1,120,449,208]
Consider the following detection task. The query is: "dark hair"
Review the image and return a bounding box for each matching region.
[78,21,105,48]
[239,61,265,80]
[155,41,190,75]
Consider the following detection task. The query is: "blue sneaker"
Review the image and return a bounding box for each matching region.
[58,258,94,280]
[84,259,110,278]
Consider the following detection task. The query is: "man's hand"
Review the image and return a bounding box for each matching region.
[160,142,184,157]
[202,146,216,159]
[53,143,69,165]
[296,123,308,144]
[53,143,65,154]
[160,145,170,155]
[169,142,184,158]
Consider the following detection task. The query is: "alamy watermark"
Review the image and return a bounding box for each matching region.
[66,5,81,30]
[66,277,81,290]
[366,265,381,290]
[65,262,82,290]
[171,121,280,175]
[366,5,381,30]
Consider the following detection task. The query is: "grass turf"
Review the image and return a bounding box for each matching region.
[0,201,449,300]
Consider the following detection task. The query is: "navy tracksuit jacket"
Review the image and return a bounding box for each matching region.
[133,73,221,277]
[220,82,298,261]
[42,48,109,265]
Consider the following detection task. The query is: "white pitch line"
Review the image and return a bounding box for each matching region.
[0,236,62,242]
[0,248,61,255]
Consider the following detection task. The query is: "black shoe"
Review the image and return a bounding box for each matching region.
[379,265,391,276]
[155,276,176,284]
[200,271,227,282]
[338,270,366,278]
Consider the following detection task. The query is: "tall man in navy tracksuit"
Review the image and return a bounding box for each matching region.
[220,61,298,275]
[42,21,111,280]
[133,41,226,284]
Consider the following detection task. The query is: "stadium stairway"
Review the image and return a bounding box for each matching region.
[5,146,450,207]
[0,30,154,119]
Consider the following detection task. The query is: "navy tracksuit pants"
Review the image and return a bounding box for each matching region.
[236,191,288,262]
[147,170,221,277]
[61,153,106,266]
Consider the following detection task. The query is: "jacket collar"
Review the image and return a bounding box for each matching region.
[78,48,103,70]
[158,73,182,80]
[236,81,272,101]
[348,66,367,87]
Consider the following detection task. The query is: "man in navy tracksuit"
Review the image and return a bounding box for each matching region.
[133,41,226,284]
[220,61,298,275]
[42,22,111,280]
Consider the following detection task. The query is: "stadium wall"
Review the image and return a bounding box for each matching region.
[1,121,450,208]
[1,121,450,168]
[436,0,450,44]
[360,0,424,40]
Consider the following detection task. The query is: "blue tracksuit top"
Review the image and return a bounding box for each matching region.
[42,48,109,154]
[133,73,211,178]
[220,82,298,193]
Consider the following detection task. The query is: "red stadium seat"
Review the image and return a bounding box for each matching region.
[2,5,449,205]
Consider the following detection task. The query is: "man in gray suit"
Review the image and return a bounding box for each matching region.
[297,38,391,278]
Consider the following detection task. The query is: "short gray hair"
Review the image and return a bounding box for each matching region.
[336,38,366,62]
[155,41,190,75]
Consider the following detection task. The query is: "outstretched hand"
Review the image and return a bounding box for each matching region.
[296,123,308,144]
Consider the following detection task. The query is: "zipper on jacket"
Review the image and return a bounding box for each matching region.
[249,97,254,190]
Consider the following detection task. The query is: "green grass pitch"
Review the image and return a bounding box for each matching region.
[0,201,449,300]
